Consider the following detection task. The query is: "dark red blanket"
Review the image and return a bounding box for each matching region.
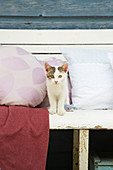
[0,106,49,170]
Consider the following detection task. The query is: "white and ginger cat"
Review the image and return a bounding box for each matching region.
[45,62,69,116]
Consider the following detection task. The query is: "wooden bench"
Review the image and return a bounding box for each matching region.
[0,29,113,170]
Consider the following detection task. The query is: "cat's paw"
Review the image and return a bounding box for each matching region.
[57,109,66,116]
[49,108,56,115]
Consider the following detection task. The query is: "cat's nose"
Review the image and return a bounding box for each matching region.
[55,81,58,84]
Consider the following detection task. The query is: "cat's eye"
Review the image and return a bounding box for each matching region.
[51,75,54,79]
[58,75,62,78]
[47,74,54,79]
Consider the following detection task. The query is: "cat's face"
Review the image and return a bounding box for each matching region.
[45,62,68,85]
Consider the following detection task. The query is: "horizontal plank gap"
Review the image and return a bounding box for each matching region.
[0,16,113,19]
[32,53,61,55]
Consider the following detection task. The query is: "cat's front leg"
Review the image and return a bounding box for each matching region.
[57,95,66,116]
[48,94,57,115]
[65,95,70,105]
[65,87,70,105]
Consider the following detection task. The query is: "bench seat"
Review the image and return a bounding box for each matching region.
[50,110,113,130]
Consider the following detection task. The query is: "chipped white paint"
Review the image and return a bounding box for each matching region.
[79,130,89,170]
[49,110,113,129]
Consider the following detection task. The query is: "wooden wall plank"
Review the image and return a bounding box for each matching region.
[0,0,113,29]
[0,0,113,16]
[0,16,113,29]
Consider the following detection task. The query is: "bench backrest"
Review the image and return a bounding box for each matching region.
[0,30,113,61]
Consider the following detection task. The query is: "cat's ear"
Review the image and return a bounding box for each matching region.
[45,62,51,72]
[62,63,68,73]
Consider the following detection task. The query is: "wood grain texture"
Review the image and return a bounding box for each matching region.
[0,16,113,29]
[0,0,113,16]
[79,130,89,170]
[0,0,113,29]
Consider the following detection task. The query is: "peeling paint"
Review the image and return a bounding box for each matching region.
[79,130,89,170]
[66,126,73,129]
[95,125,102,129]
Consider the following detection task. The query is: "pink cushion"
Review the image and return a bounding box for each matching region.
[0,46,46,107]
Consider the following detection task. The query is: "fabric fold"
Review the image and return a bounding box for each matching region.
[0,106,49,170]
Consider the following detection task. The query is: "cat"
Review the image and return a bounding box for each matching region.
[45,62,69,116]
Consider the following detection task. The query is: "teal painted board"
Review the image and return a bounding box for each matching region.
[0,0,113,16]
[0,0,113,29]
[0,16,113,29]
[98,167,113,170]
[90,152,113,170]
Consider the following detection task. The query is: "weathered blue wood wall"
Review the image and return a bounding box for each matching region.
[0,0,113,29]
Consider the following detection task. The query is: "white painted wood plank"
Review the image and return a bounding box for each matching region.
[1,44,113,53]
[49,110,113,129]
[0,30,113,44]
[31,44,113,53]
[79,130,89,170]
[34,54,66,61]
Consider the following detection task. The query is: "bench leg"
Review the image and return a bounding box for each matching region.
[73,129,79,170]
[79,130,89,170]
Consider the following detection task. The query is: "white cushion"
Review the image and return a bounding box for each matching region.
[61,48,113,109]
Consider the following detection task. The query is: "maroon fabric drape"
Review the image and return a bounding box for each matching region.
[0,106,49,170]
